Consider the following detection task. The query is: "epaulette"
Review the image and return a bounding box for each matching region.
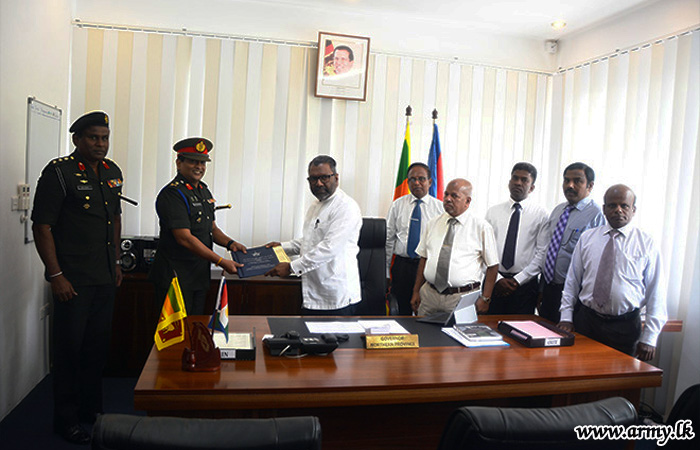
[50,155,76,166]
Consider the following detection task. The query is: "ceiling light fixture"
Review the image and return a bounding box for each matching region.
[551,21,567,31]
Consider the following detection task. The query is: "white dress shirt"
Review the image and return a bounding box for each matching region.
[385,193,444,275]
[282,189,362,310]
[416,210,499,288]
[485,197,549,285]
[560,224,667,346]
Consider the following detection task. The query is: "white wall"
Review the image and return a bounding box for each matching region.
[0,0,73,421]
[557,0,700,69]
[74,0,556,72]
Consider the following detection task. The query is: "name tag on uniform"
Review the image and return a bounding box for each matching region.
[192,202,202,207]
[77,185,93,191]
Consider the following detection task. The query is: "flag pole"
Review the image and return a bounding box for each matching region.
[173,269,191,347]
[432,108,438,124]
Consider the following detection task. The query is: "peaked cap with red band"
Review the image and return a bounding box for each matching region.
[173,137,213,162]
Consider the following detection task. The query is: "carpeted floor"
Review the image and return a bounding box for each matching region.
[0,375,142,449]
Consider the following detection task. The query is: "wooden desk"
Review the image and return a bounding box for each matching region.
[134,315,662,449]
[107,274,301,376]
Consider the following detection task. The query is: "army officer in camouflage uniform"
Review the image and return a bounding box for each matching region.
[32,111,123,445]
[150,138,245,315]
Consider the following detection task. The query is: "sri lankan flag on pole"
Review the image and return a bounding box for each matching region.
[154,276,188,351]
[393,117,411,200]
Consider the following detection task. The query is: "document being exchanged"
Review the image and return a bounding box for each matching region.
[304,320,409,335]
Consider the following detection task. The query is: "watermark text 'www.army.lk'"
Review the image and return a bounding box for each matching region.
[575,420,695,446]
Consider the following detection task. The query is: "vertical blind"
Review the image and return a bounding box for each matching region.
[551,30,699,411]
[70,26,551,247]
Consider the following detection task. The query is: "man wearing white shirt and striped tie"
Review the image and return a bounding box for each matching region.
[385,163,443,315]
[558,185,667,361]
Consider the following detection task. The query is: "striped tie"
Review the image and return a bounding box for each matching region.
[543,205,574,284]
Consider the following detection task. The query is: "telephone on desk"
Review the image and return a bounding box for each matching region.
[263,330,345,356]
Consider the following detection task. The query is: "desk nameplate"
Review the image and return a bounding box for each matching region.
[365,334,419,349]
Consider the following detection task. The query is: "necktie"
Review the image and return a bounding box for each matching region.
[433,218,457,293]
[406,199,422,258]
[592,230,619,312]
[501,203,522,270]
[543,205,574,284]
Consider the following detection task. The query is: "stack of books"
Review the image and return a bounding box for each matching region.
[443,323,508,347]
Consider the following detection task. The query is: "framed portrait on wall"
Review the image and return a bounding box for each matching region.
[315,31,370,101]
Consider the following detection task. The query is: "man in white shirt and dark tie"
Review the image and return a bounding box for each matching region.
[410,178,499,316]
[265,155,362,315]
[385,163,444,315]
[485,162,549,314]
[558,185,667,361]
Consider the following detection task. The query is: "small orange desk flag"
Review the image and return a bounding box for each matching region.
[154,276,188,351]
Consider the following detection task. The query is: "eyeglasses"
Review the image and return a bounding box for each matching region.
[408,176,428,183]
[307,174,336,183]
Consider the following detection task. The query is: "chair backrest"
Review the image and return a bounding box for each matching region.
[664,383,699,450]
[92,414,322,450]
[356,217,386,315]
[437,397,637,450]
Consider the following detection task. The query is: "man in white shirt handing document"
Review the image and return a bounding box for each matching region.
[266,155,362,315]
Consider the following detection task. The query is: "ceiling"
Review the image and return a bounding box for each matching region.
[252,0,661,40]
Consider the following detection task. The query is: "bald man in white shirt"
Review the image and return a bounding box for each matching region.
[558,185,667,361]
[410,179,499,316]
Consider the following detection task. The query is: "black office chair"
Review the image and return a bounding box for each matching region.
[356,217,386,315]
[437,397,637,450]
[92,414,322,450]
[661,383,699,450]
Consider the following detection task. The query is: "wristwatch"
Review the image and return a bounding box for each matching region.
[479,295,491,304]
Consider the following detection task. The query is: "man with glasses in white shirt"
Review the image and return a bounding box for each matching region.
[266,155,362,315]
[385,163,444,315]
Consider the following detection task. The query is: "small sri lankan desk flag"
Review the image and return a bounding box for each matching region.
[154,276,187,351]
[393,117,411,200]
[208,276,229,342]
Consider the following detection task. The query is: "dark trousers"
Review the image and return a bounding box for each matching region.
[540,282,565,323]
[52,284,115,429]
[487,277,539,315]
[389,256,421,315]
[154,282,207,316]
[573,302,641,355]
[300,303,359,316]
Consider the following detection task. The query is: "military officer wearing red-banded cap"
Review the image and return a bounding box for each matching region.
[31,110,123,444]
[149,137,246,315]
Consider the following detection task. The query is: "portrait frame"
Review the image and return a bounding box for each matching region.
[315,31,371,101]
